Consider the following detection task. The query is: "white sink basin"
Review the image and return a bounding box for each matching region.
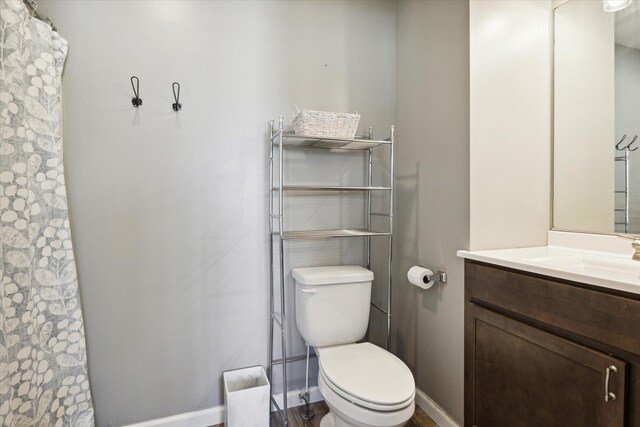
[524,253,640,282]
[458,245,640,295]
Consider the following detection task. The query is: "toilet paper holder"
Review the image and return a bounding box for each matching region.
[426,269,447,284]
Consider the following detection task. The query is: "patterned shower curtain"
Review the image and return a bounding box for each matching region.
[0,1,94,426]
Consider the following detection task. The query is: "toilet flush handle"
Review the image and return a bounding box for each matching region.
[301,288,316,294]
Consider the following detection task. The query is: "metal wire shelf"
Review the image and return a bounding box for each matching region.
[272,132,391,150]
[272,229,391,240]
[272,185,391,191]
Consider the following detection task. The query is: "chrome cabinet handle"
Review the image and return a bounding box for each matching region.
[605,365,617,402]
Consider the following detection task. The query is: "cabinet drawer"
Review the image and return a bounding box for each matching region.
[465,260,640,355]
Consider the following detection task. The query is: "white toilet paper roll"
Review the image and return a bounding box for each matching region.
[407,266,435,290]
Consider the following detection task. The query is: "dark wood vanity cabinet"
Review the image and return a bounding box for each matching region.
[465,260,640,427]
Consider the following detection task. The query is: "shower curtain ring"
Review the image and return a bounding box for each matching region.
[172,82,182,111]
[130,76,142,107]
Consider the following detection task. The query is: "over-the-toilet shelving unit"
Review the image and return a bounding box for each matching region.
[267,116,395,426]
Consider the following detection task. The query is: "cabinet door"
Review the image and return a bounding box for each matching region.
[467,305,626,427]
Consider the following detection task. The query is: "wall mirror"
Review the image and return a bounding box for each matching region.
[554,0,640,234]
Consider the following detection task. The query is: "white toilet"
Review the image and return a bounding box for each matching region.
[293,265,415,427]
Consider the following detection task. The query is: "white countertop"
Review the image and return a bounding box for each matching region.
[457,245,640,295]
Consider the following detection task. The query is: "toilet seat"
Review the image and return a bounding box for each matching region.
[317,342,415,412]
[318,361,415,427]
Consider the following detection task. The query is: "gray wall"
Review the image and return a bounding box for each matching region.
[44,1,396,425]
[395,0,469,423]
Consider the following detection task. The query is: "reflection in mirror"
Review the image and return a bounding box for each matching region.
[615,4,640,232]
[554,0,640,234]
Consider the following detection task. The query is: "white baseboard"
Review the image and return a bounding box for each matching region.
[123,386,455,427]
[123,406,225,427]
[123,386,321,427]
[414,388,460,427]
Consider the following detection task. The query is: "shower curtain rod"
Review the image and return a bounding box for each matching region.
[23,0,56,31]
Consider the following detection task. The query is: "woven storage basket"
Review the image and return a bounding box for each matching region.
[292,107,360,139]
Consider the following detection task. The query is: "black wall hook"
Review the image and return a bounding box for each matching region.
[172,82,182,111]
[131,76,142,107]
[616,134,639,151]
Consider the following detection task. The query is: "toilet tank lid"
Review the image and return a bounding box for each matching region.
[292,265,373,286]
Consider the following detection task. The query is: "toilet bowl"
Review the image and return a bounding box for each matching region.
[292,266,416,427]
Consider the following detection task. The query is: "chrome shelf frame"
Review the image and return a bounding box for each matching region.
[615,149,630,233]
[267,117,395,426]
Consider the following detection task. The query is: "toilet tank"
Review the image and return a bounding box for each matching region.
[293,265,373,347]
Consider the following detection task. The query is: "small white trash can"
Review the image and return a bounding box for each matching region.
[223,366,270,427]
